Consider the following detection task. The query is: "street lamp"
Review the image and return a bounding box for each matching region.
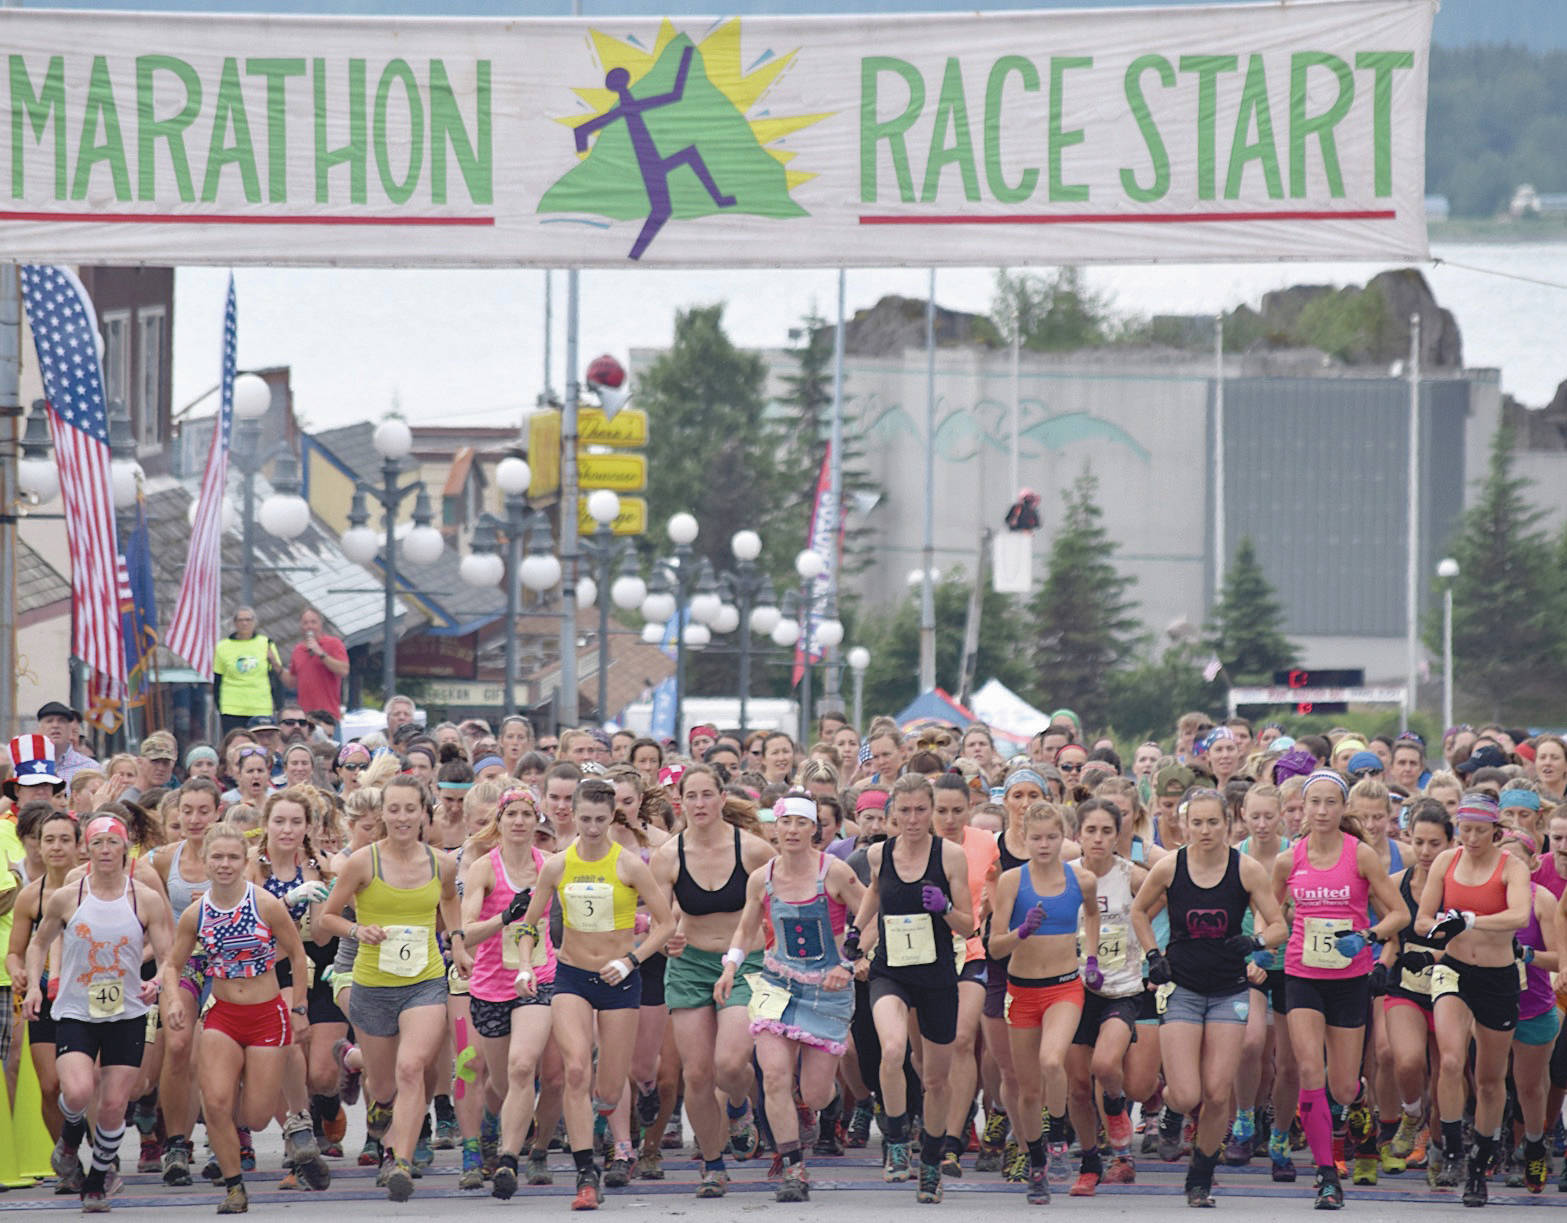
[634,513,703,738]
[340,419,444,703]
[459,455,559,717]
[15,401,59,504]
[718,529,775,734]
[580,488,643,722]
[791,549,840,744]
[1437,556,1459,731]
[224,373,310,604]
[847,646,871,730]
[106,401,142,509]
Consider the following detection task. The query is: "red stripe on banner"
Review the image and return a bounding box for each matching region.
[0,209,495,227]
[52,420,124,686]
[858,209,1398,226]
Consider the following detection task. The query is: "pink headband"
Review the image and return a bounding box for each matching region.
[85,816,128,844]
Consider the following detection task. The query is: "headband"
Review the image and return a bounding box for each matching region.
[855,788,888,814]
[658,764,685,789]
[1301,769,1349,798]
[437,781,473,791]
[773,795,818,824]
[85,815,128,844]
[1503,828,1539,854]
[1498,787,1541,812]
[472,755,505,774]
[1455,795,1500,824]
[497,787,536,811]
[1005,768,1049,795]
[336,743,371,765]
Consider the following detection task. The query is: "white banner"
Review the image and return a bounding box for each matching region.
[0,0,1432,267]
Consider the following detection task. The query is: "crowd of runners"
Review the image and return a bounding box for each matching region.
[4,704,1565,1213]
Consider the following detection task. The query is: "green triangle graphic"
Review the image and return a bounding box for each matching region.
[539,34,806,224]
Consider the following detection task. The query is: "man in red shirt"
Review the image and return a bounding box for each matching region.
[283,607,349,723]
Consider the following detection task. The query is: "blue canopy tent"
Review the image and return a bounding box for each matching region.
[895,688,976,734]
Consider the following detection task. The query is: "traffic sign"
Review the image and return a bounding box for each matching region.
[577,452,646,492]
[579,407,647,448]
[579,496,646,536]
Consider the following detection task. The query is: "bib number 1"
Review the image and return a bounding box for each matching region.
[884,913,937,967]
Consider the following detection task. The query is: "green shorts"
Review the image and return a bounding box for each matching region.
[1515,1007,1562,1047]
[665,946,763,1011]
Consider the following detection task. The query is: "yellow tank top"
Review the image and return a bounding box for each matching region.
[558,840,638,933]
[352,844,445,988]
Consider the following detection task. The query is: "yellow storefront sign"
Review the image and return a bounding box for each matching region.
[579,407,648,448]
[527,410,561,497]
[578,496,646,536]
[577,453,647,492]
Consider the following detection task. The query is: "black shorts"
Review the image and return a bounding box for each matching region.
[639,952,667,1008]
[1433,956,1519,1033]
[1250,968,1287,1015]
[54,1016,146,1068]
[868,973,959,1045]
[1283,974,1372,1029]
[959,959,987,987]
[29,990,56,1046]
[982,958,1009,1020]
[469,988,553,1038]
[307,975,347,1026]
[553,961,641,1012]
[1550,1013,1567,1090]
[1072,990,1140,1046]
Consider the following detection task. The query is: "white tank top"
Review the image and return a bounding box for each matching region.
[1082,857,1144,998]
[53,877,149,1023]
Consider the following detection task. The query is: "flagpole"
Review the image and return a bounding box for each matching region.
[0,264,17,740]
[821,269,846,714]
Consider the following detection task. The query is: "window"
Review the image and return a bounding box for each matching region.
[101,311,130,417]
[137,307,165,445]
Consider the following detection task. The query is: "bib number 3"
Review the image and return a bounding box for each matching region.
[563,882,616,933]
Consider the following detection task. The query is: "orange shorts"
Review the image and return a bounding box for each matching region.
[1004,973,1084,1029]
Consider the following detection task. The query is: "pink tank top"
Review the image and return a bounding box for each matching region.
[470,846,556,1001]
[1285,833,1372,979]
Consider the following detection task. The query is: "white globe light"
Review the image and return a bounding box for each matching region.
[402,523,444,567]
[641,591,676,624]
[495,455,531,496]
[666,512,699,546]
[586,489,621,526]
[815,618,845,648]
[730,529,762,561]
[847,646,871,672]
[750,604,781,635]
[16,457,59,503]
[231,373,272,420]
[641,621,666,644]
[188,496,238,533]
[341,525,379,565]
[1437,557,1459,580]
[689,589,722,625]
[795,549,826,580]
[520,553,562,591]
[110,460,142,509]
[611,574,647,610]
[711,604,740,634]
[771,618,800,648]
[460,551,503,588]
[259,493,310,540]
[683,622,710,649]
[577,576,598,609]
[373,418,413,460]
[907,567,932,588]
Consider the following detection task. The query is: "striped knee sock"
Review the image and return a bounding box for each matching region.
[91,1121,125,1173]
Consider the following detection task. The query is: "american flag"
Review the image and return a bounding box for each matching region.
[19,266,126,697]
[167,275,238,670]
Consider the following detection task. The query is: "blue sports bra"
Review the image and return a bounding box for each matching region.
[1010,862,1083,936]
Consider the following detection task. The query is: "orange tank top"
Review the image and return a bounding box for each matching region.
[1443,850,1508,915]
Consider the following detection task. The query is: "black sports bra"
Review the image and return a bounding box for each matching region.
[674,827,748,916]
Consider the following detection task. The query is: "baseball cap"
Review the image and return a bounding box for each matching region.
[36,700,80,722]
[1345,751,1383,777]
[1155,764,1195,798]
[247,715,280,732]
[1457,744,1508,776]
[139,730,177,761]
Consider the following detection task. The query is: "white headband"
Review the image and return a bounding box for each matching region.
[773,795,819,823]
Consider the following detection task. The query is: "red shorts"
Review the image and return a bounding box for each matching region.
[202,995,292,1048]
[1383,994,1436,1034]
[1004,973,1084,1029]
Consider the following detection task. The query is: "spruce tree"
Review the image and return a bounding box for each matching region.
[1206,536,1299,680]
[1028,465,1140,727]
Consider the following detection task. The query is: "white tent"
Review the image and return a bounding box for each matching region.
[970,678,1052,749]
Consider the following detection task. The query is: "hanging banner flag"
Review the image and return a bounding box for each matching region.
[0,0,1432,267]
[793,445,837,689]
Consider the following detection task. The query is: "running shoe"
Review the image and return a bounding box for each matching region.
[635,1084,661,1129]
[357,1138,382,1168]
[53,1136,83,1182]
[1523,1141,1547,1194]
[1388,1113,1421,1161]
[365,1100,393,1141]
[137,1134,162,1174]
[696,1167,728,1198]
[1352,1154,1379,1186]
[215,1182,248,1214]
[81,1186,109,1213]
[939,1147,963,1178]
[527,1149,554,1185]
[1186,1182,1215,1208]
[885,1141,912,1183]
[1268,1130,1297,1182]
[1434,1150,1462,1188]
[1003,1140,1027,1182]
[1223,1132,1253,1166]
[727,1104,760,1161]
[1462,1156,1487,1207]
[385,1158,415,1203]
[283,1114,331,1190]
[916,1162,943,1203]
[412,1117,434,1170]
[976,1112,1007,1172]
[797,1102,819,1150]
[1027,1166,1050,1204]
[1379,1144,1406,1175]
[571,1168,602,1211]
[159,1138,191,1187]
[603,1157,632,1188]
[322,1103,348,1146]
[1407,1129,1429,1170]
[1313,1167,1344,1210]
[776,1163,809,1202]
[433,1099,458,1150]
[1070,1170,1100,1197]
[1047,1142,1071,1185]
[1105,1112,1133,1151]
[815,1121,844,1157]
[1158,1114,1186,1163]
[1103,1154,1136,1184]
[332,1038,361,1106]
[491,1156,518,1200]
[459,1143,485,1191]
[847,1100,875,1150]
[275,1171,301,1192]
[202,1152,221,1183]
[633,1150,662,1180]
[237,1131,255,1172]
[375,1151,394,1188]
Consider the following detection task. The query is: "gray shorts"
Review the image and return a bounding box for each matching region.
[348,976,449,1038]
[1160,984,1249,1027]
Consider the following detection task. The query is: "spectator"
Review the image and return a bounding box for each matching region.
[282,607,348,723]
[124,730,177,801]
[275,704,314,747]
[211,607,282,734]
[184,745,220,783]
[34,701,98,784]
[384,693,417,735]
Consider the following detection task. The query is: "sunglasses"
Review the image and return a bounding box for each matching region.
[339,763,366,773]
[280,718,311,728]
[237,746,269,760]
[1058,761,1085,773]
[538,741,559,752]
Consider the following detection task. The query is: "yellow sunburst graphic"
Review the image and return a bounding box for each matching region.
[557,18,830,192]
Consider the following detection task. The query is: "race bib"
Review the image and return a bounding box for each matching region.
[953,931,968,972]
[1518,956,1529,991]
[1430,963,1459,999]
[144,1003,159,1040]
[1399,964,1433,995]
[447,963,470,996]
[1097,921,1129,972]
[1302,917,1351,971]
[501,922,550,970]
[884,913,937,967]
[746,973,790,1022]
[379,926,430,978]
[1155,980,1176,1016]
[563,882,616,932]
[88,976,124,1019]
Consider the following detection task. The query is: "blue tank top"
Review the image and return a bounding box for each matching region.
[1010,861,1082,935]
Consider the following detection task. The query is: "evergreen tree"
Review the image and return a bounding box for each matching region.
[992,267,1117,351]
[1424,424,1563,718]
[1028,465,1140,727]
[1206,536,1299,679]
[1104,641,1220,745]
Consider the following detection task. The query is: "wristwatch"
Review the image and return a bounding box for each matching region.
[290,1004,307,1016]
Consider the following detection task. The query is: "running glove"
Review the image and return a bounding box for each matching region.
[1428,908,1474,943]
[1394,948,1434,974]
[842,925,863,961]
[285,880,331,906]
[1146,948,1172,986]
[1224,934,1264,956]
[1083,955,1103,990]
[502,888,534,926]
[1368,962,1390,997]
[921,884,952,915]
[1017,903,1044,939]
[1334,929,1373,958]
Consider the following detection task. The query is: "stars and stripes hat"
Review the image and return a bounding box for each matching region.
[8,735,62,785]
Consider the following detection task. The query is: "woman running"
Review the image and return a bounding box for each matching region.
[850,773,974,1203]
[715,791,866,1202]
[1272,770,1405,1210]
[987,801,1098,1203]
[460,787,557,1199]
[513,777,675,1212]
[1415,791,1532,1206]
[24,816,175,1213]
[319,776,466,1202]
[1132,788,1286,1209]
